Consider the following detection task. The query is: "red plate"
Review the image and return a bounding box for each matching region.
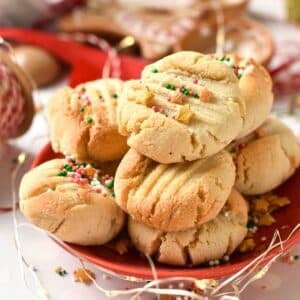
[32,143,300,280]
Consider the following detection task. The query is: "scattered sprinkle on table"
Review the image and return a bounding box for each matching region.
[55,266,67,277]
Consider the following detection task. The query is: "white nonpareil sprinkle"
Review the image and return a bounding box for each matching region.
[243,65,255,75]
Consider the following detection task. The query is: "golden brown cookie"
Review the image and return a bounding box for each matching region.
[19,158,125,246]
[117,51,244,163]
[214,54,273,138]
[176,17,274,66]
[13,45,61,87]
[114,148,235,232]
[230,117,300,195]
[47,79,128,164]
[128,189,248,266]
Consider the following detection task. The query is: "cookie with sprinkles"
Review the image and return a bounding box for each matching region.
[19,158,125,245]
[215,53,273,138]
[114,148,235,232]
[47,79,128,164]
[128,189,248,266]
[117,51,245,163]
[228,117,300,195]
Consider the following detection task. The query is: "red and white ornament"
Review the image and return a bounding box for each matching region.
[0,50,34,141]
[0,61,26,139]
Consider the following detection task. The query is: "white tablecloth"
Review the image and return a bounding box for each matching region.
[1,1,300,299]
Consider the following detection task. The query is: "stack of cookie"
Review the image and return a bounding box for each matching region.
[114,51,299,266]
[19,51,300,267]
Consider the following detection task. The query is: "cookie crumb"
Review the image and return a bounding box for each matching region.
[73,268,95,285]
[175,104,193,124]
[238,238,256,253]
[257,214,276,226]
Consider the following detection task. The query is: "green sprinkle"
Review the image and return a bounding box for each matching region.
[63,164,73,172]
[80,106,85,112]
[180,87,189,95]
[77,162,86,167]
[226,57,231,62]
[229,149,236,154]
[152,68,158,73]
[57,170,67,177]
[247,219,256,229]
[193,93,199,99]
[237,73,242,80]
[220,56,226,61]
[81,87,86,92]
[111,191,115,197]
[112,93,118,99]
[87,117,94,124]
[106,179,114,189]
[55,267,67,277]
[165,83,176,91]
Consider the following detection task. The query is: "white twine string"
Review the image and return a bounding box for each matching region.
[11,153,49,300]
[59,32,121,79]
[15,220,300,300]
[212,224,300,297]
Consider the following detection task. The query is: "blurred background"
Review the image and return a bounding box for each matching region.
[0,0,299,110]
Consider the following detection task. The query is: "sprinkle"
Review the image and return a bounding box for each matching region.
[223,255,230,262]
[55,267,67,277]
[200,88,213,103]
[193,78,198,84]
[180,87,190,96]
[247,219,256,229]
[63,164,73,172]
[178,282,185,289]
[105,179,114,189]
[112,93,118,99]
[57,170,67,177]
[193,93,199,99]
[165,83,176,91]
[86,117,94,124]
[151,68,158,73]
[73,268,95,285]
[229,148,236,154]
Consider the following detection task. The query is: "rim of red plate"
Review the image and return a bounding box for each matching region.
[31,143,300,280]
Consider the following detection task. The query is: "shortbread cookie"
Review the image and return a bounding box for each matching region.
[88,0,248,14]
[19,158,125,246]
[214,54,273,138]
[230,117,300,195]
[176,17,274,66]
[128,189,248,266]
[115,149,235,232]
[47,79,128,164]
[117,52,244,163]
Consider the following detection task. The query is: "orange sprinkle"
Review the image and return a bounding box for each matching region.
[200,88,213,103]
